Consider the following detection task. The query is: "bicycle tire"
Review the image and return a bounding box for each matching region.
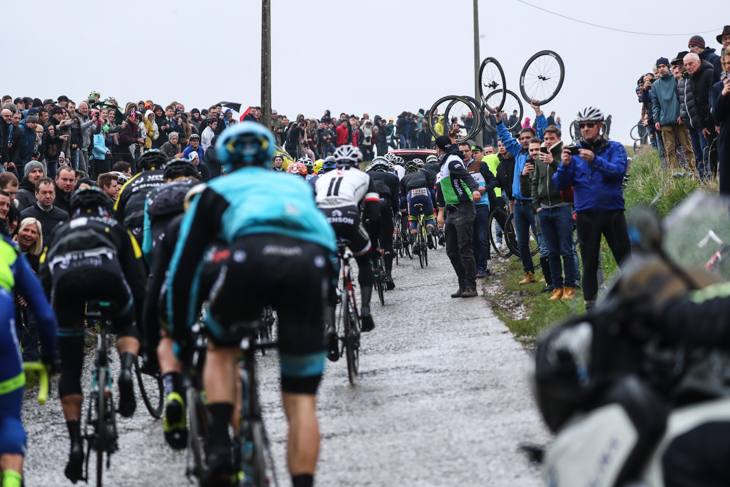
[459,95,484,136]
[96,366,106,487]
[404,232,413,259]
[630,124,641,141]
[134,356,164,419]
[478,57,507,112]
[484,89,523,133]
[187,386,209,484]
[505,213,520,256]
[344,303,358,386]
[488,209,512,258]
[443,97,481,144]
[427,95,481,144]
[417,221,425,269]
[519,50,565,105]
[251,422,269,487]
[375,259,385,306]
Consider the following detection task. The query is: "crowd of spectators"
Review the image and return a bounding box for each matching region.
[635,28,730,193]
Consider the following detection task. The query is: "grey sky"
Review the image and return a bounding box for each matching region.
[4,0,726,145]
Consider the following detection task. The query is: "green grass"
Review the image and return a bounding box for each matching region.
[486,148,718,345]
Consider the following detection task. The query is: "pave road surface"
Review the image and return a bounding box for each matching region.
[23,246,550,486]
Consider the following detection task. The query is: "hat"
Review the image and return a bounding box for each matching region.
[25,114,39,124]
[43,99,54,106]
[671,51,689,66]
[189,152,199,160]
[688,35,705,49]
[271,110,278,115]
[189,133,200,140]
[717,26,730,44]
[32,98,42,108]
[435,135,452,152]
[57,95,69,103]
[24,161,45,177]
[27,108,39,116]
[168,132,179,139]
[656,57,670,68]
[49,106,65,117]
[59,151,66,160]
[471,145,483,152]
[191,108,200,114]
[13,98,21,104]
[201,109,209,116]
[388,117,393,121]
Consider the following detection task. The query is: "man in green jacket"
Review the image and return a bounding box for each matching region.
[651,57,696,169]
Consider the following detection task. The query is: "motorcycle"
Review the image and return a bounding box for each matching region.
[525,191,730,487]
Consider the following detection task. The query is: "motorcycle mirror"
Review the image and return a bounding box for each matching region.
[628,206,663,252]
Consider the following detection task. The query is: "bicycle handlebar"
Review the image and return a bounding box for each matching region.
[23,362,49,405]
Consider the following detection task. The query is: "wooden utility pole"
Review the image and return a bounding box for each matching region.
[261,0,272,131]
[473,0,482,145]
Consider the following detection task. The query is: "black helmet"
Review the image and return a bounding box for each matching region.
[70,186,111,212]
[163,158,200,181]
[138,149,169,171]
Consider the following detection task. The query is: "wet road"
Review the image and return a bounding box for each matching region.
[23,247,550,486]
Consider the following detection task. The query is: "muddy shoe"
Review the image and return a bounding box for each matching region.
[549,288,564,300]
[519,272,536,285]
[561,287,576,300]
[451,288,464,298]
[461,288,478,298]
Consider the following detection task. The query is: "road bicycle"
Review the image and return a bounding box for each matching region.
[336,239,362,386]
[504,212,540,258]
[488,206,513,259]
[412,203,430,268]
[371,250,387,306]
[185,321,210,486]
[393,216,403,265]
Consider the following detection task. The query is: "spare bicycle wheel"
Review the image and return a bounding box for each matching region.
[478,57,507,113]
[519,50,565,105]
[427,95,480,144]
[483,89,523,133]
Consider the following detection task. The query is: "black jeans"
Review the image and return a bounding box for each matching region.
[576,210,631,303]
[444,202,477,290]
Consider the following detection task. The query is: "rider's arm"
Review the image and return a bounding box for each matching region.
[658,283,730,348]
[14,251,57,361]
[168,188,226,341]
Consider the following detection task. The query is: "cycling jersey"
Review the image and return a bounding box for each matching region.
[314,168,380,210]
[167,167,336,337]
[113,168,166,231]
[436,151,480,206]
[369,171,400,216]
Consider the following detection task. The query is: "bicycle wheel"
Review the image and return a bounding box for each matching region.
[459,95,484,135]
[417,222,425,269]
[95,367,107,487]
[519,50,565,105]
[484,89,523,133]
[251,422,269,487]
[344,301,359,386]
[504,213,520,256]
[374,260,385,306]
[488,209,512,258]
[630,124,641,141]
[404,232,413,259]
[187,386,209,484]
[427,95,480,144]
[134,356,164,419]
[478,57,507,112]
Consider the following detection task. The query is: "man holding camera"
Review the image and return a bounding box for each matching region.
[552,107,631,311]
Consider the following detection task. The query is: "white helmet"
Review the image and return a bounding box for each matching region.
[576,107,604,123]
[382,152,396,163]
[333,145,363,167]
[298,155,313,167]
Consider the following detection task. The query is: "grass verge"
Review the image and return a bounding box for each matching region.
[485,148,717,346]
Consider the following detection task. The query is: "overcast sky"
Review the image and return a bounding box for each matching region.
[4,0,726,144]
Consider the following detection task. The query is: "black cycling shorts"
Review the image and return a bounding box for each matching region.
[205,234,335,395]
[321,205,371,257]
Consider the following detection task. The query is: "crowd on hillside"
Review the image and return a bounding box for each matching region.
[635,29,730,193]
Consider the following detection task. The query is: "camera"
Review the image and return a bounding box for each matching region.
[566,146,581,156]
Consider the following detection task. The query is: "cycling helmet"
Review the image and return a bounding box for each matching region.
[216,121,276,171]
[298,155,313,168]
[321,156,337,174]
[163,158,200,181]
[366,158,390,173]
[313,159,324,174]
[412,158,425,168]
[138,149,169,171]
[425,155,438,164]
[333,145,363,168]
[576,107,605,123]
[286,161,307,176]
[70,186,111,212]
[405,161,419,174]
[393,155,405,166]
[110,171,129,186]
[382,152,396,163]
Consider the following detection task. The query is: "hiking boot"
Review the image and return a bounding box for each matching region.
[461,288,478,298]
[561,287,576,300]
[164,392,188,450]
[65,420,84,484]
[519,272,536,285]
[549,288,564,300]
[118,352,136,418]
[451,288,465,298]
[360,314,375,332]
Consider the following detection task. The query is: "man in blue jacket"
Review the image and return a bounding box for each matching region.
[552,107,631,310]
[182,134,205,161]
[496,101,546,285]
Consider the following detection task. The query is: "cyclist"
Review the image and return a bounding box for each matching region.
[167,122,336,487]
[287,161,308,179]
[366,157,400,289]
[39,187,147,482]
[141,158,201,450]
[400,159,437,254]
[314,145,381,332]
[299,155,315,180]
[423,154,441,177]
[0,234,56,487]
[393,154,406,180]
[320,156,337,174]
[113,149,169,246]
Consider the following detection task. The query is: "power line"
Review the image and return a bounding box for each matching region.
[515,0,721,37]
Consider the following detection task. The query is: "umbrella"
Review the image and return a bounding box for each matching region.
[219,101,242,113]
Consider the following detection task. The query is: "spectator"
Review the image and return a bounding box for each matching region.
[98,172,120,202]
[160,132,183,159]
[711,46,730,194]
[547,111,557,126]
[386,118,396,149]
[142,110,158,150]
[672,52,701,166]
[19,177,68,245]
[188,151,210,182]
[204,135,223,178]
[652,57,696,170]
[152,104,169,149]
[641,73,664,159]
[684,52,716,179]
[272,155,286,172]
[75,102,96,174]
[183,133,205,162]
[361,119,374,161]
[335,119,349,147]
[688,35,722,85]
[0,173,19,205]
[464,144,498,278]
[508,110,520,137]
[112,161,132,179]
[53,166,75,215]
[0,190,10,236]
[530,126,576,300]
[553,107,630,311]
[16,161,44,211]
[0,109,13,168]
[375,118,388,157]
[320,121,336,158]
[189,108,202,133]
[605,115,612,139]
[271,110,285,145]
[118,110,144,168]
[495,140,515,210]
[201,118,217,152]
